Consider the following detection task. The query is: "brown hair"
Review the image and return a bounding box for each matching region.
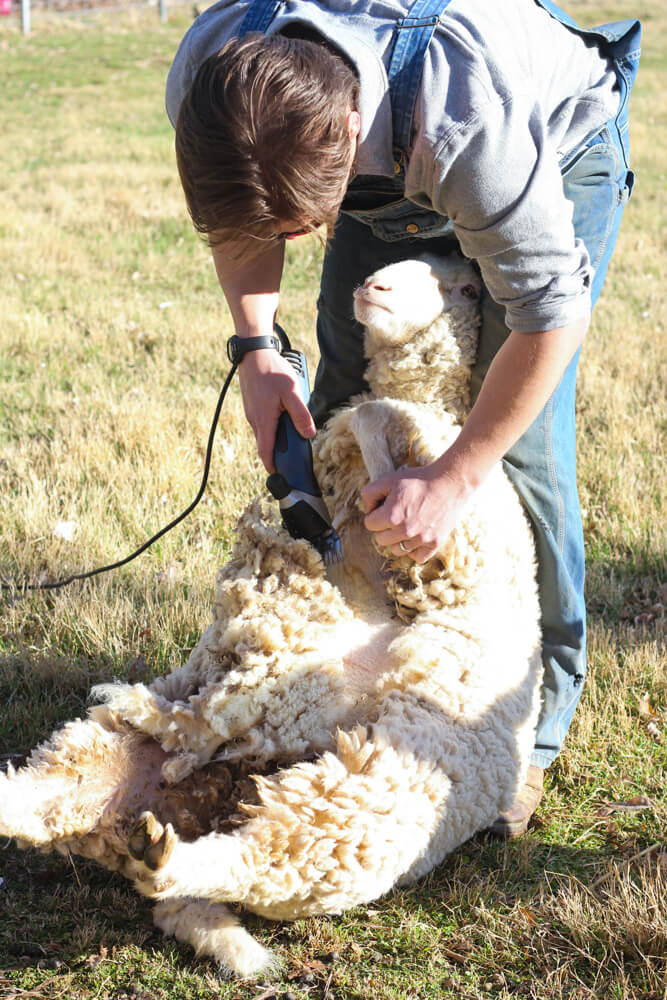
[175,33,359,260]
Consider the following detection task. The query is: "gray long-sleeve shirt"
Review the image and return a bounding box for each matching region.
[166,0,620,332]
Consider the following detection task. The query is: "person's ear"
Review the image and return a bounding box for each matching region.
[346,109,361,140]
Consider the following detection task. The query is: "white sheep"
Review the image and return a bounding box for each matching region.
[0,254,542,979]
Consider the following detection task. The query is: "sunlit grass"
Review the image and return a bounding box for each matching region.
[0,3,665,998]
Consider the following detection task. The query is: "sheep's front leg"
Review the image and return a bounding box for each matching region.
[0,712,167,865]
[128,811,254,902]
[347,402,398,481]
[129,724,450,921]
[152,899,279,979]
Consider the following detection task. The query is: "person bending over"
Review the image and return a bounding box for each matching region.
[166,0,640,835]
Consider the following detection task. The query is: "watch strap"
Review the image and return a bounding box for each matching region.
[226,333,282,365]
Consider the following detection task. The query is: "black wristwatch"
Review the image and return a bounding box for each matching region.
[226,333,282,365]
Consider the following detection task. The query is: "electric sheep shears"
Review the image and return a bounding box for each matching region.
[266,324,342,567]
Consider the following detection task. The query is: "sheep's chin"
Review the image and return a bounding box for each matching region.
[354,290,445,342]
[353,299,393,326]
[354,300,423,343]
[359,313,426,345]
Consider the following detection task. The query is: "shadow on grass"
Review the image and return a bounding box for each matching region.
[1,832,661,996]
[585,542,666,625]
[0,647,155,757]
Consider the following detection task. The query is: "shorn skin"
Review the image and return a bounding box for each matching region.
[0,255,542,978]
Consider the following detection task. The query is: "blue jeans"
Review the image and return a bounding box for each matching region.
[310,114,634,768]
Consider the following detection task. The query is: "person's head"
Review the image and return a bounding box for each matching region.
[175,32,360,261]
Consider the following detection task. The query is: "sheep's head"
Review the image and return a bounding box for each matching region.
[353,255,482,416]
[353,255,480,351]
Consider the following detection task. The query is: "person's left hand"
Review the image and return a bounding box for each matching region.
[362,463,473,564]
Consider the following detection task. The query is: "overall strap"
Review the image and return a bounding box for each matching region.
[387,0,456,153]
[534,0,639,56]
[531,0,579,31]
[532,0,641,134]
[237,0,282,36]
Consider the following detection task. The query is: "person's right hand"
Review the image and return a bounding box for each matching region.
[237,348,316,472]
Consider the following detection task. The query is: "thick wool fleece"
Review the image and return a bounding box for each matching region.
[0,254,541,978]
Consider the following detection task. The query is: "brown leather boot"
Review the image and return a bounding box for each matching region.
[489,765,544,838]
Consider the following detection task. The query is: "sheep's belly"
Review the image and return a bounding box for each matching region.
[335,616,403,698]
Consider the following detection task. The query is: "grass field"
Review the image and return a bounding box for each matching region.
[0,3,665,998]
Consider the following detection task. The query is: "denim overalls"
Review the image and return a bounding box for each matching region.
[237,0,641,768]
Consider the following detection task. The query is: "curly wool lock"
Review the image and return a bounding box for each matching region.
[0,253,542,979]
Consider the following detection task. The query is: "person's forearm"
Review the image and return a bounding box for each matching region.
[212,240,314,469]
[436,318,588,486]
[212,241,285,337]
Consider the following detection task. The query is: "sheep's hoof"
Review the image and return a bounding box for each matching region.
[128,811,175,871]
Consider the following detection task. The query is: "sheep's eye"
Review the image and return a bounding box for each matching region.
[460,285,478,300]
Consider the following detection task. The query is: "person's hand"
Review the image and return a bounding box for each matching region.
[362,462,474,564]
[237,349,316,471]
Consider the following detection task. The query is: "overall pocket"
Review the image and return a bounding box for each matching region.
[342,193,454,243]
[560,119,634,305]
[561,123,632,273]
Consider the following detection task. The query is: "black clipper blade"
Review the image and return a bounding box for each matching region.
[315,527,343,567]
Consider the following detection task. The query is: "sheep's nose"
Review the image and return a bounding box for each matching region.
[362,277,392,292]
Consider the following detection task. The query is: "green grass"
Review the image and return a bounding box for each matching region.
[0,3,665,999]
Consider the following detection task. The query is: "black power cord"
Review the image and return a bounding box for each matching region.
[1,362,239,593]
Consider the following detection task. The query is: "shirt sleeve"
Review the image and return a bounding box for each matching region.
[426,93,592,332]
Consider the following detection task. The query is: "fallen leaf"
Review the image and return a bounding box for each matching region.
[287,958,326,980]
[439,945,472,964]
[347,942,362,963]
[618,837,640,856]
[85,943,108,969]
[626,794,653,807]
[637,692,656,718]
[634,604,664,627]
[596,794,654,816]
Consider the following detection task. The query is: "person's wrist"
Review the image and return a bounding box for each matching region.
[430,446,486,497]
[226,333,281,365]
